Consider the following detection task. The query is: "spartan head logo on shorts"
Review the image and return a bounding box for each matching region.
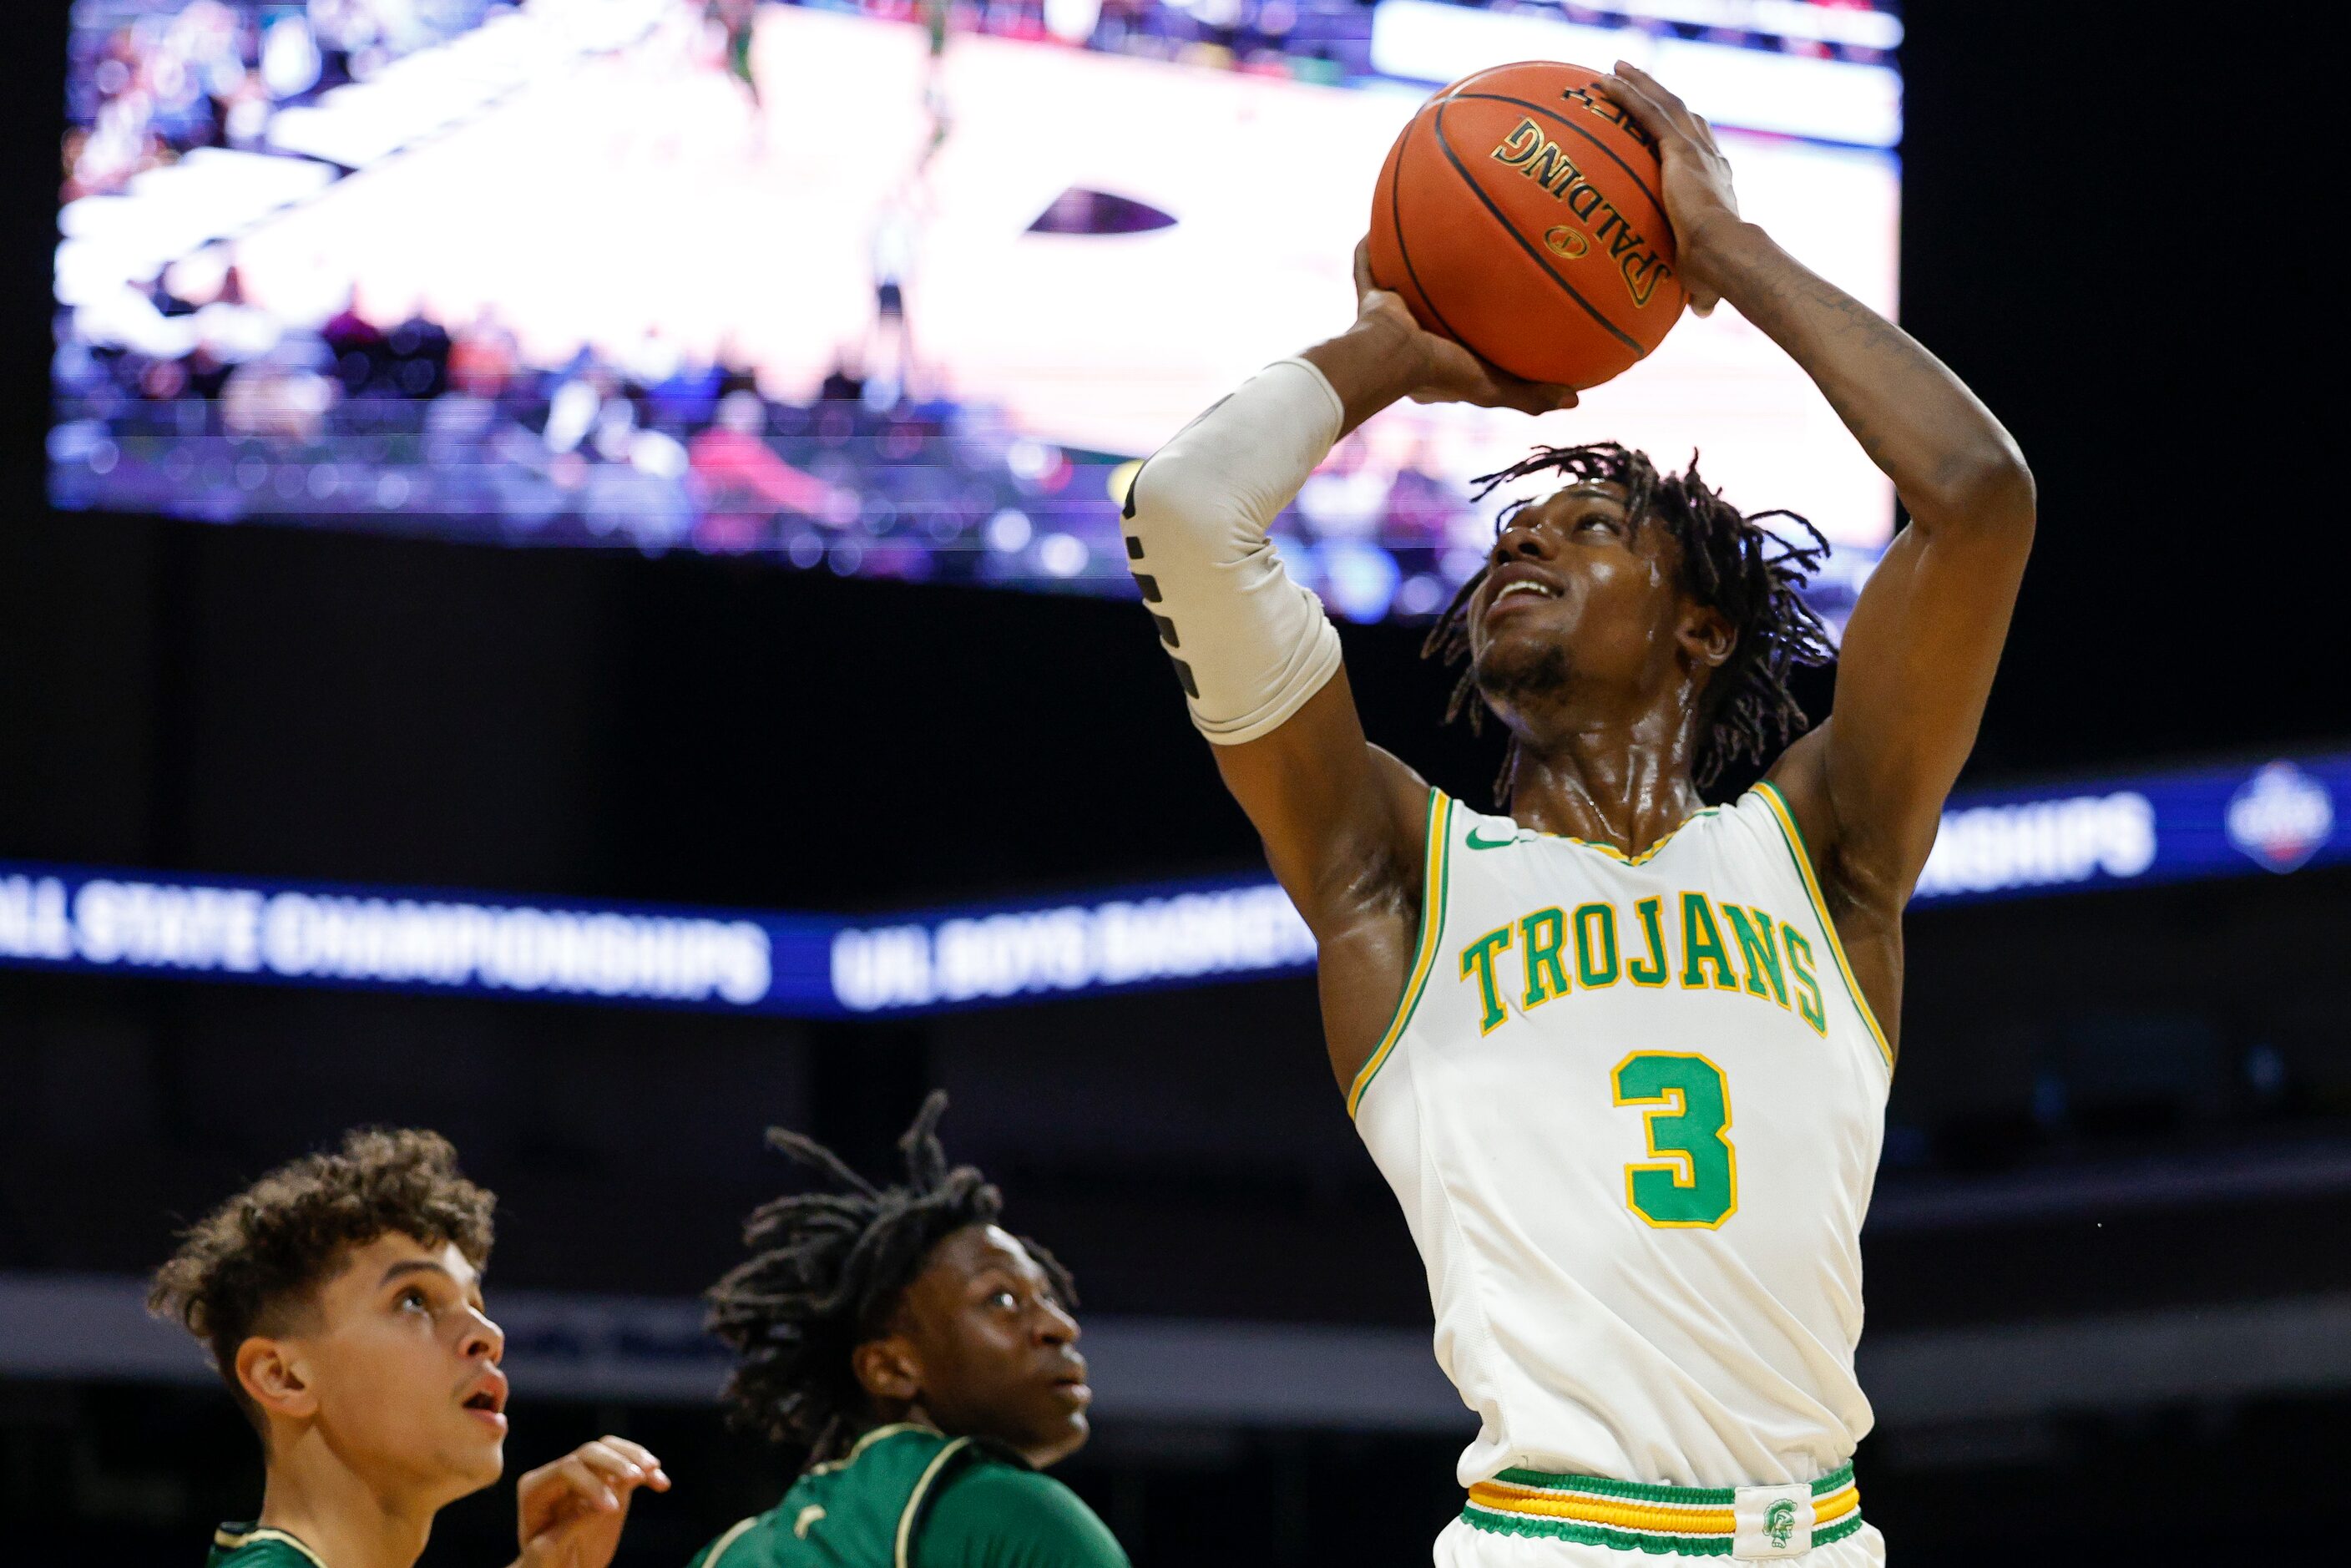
[1765,1499,1797,1549]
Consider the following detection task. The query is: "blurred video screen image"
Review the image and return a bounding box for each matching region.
[51,0,1902,622]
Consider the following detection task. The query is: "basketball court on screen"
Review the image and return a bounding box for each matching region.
[225,7,1897,549]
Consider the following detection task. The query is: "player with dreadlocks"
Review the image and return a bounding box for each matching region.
[1115,63,2032,1567]
[1424,439,1837,806]
[690,1093,1127,1568]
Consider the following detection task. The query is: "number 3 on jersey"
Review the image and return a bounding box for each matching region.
[1611,1053,1738,1229]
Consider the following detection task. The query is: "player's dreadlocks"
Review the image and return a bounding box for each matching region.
[1422,442,1836,803]
[705,1091,1076,1468]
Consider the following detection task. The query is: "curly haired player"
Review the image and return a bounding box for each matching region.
[1114,62,2034,1566]
[691,1092,1125,1568]
[150,1127,670,1568]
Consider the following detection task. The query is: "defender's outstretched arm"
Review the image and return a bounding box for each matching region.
[1122,255,1570,1085]
[1604,65,2035,1034]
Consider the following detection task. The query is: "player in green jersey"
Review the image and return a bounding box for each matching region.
[153,1127,670,1568]
[708,0,759,101]
[693,1093,1128,1568]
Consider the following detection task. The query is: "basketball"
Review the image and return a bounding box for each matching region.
[1368,60,1686,391]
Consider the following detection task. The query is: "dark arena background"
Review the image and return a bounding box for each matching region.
[0,3,2340,1565]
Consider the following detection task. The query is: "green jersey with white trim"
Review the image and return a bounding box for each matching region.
[1349,785,1891,1495]
[207,1524,327,1568]
[690,1424,1126,1568]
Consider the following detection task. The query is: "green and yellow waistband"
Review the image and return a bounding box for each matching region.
[1463,1463,1863,1557]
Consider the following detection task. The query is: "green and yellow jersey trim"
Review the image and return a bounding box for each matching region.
[803,1420,942,1476]
[1465,807,1724,866]
[892,1435,975,1568]
[1347,788,1454,1118]
[700,1513,761,1568]
[1547,806,1722,867]
[212,1526,330,1568]
[708,1424,970,1568]
[1463,1463,1863,1556]
[1752,782,1894,1073]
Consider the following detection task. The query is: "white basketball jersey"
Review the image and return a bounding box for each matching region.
[1350,783,1893,1492]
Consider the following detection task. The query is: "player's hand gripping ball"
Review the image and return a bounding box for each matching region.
[1368,61,1688,392]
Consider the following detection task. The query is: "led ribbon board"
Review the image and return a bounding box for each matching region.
[2,755,2343,1018]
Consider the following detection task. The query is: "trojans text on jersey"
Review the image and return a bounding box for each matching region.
[1454,889,1828,1038]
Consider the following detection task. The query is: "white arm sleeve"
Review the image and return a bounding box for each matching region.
[1121,357,1347,745]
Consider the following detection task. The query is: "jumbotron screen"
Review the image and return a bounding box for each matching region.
[51,0,1902,623]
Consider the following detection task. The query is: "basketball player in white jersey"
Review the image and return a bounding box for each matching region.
[1116,64,2032,1563]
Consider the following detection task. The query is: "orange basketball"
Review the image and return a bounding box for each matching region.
[1367,61,1686,391]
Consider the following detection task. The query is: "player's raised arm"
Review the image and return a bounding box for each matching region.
[1121,247,1571,1085]
[1600,64,2035,984]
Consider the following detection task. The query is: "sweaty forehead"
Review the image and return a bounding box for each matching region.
[1544,480,1630,511]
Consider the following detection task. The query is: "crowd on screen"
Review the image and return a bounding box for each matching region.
[63,1,497,200]
[53,279,1494,620]
[53,0,1880,620]
[55,5,1484,613]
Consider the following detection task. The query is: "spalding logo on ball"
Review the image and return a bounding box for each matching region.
[1368,61,1686,391]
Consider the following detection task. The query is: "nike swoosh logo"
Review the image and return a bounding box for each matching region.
[1464,827,1525,851]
